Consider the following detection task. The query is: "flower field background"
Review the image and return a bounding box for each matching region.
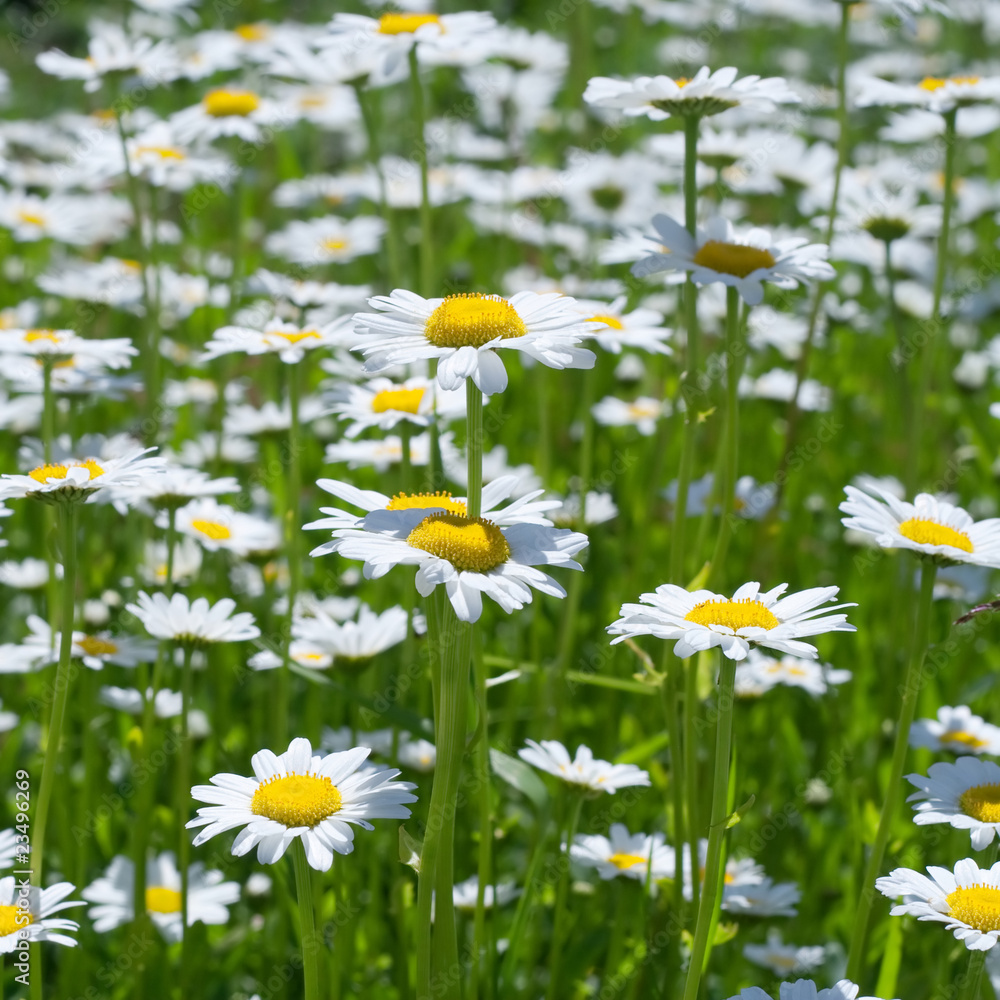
[1,1,1000,999]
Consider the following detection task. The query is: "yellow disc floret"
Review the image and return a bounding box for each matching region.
[251,773,343,828]
[372,387,426,414]
[0,905,32,937]
[203,88,260,118]
[377,13,441,34]
[898,517,973,553]
[77,636,118,657]
[191,519,232,541]
[684,599,780,632]
[407,513,510,572]
[273,330,320,345]
[947,884,1000,932]
[691,241,776,278]
[29,459,105,484]
[387,492,468,516]
[941,729,988,750]
[424,293,528,349]
[587,314,624,330]
[961,784,1000,824]
[609,852,647,870]
[145,887,182,914]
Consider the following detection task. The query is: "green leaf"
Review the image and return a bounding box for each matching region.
[399,826,422,872]
[490,748,549,809]
[726,794,755,829]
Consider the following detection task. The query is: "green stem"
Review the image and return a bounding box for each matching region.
[684,657,700,918]
[29,502,77,1000]
[679,652,737,1000]
[178,643,194,978]
[545,793,584,1000]
[409,45,434,297]
[706,288,742,589]
[42,362,54,464]
[293,839,321,1000]
[471,637,494,1000]
[845,561,937,982]
[466,380,483,519]
[660,651,686,919]
[164,505,178,598]
[961,951,987,1000]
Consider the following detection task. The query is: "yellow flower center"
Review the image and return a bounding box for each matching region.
[17,210,45,226]
[626,402,659,420]
[191,519,232,541]
[691,241,777,278]
[386,491,468,515]
[203,88,260,118]
[377,13,441,35]
[684,599,780,632]
[250,773,343,828]
[961,784,1000,824]
[135,145,185,161]
[407,513,510,572]
[234,22,269,41]
[941,729,988,750]
[0,905,32,937]
[28,459,105,484]
[77,635,118,657]
[587,314,624,330]
[145,886,182,914]
[424,293,528,349]
[898,517,973,553]
[947,884,1000,933]
[920,75,980,91]
[275,330,320,345]
[24,329,59,342]
[372,388,426,414]
[609,852,647,870]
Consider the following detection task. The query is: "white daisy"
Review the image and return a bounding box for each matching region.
[736,649,852,699]
[323,431,448,473]
[292,604,409,668]
[0,830,24,869]
[187,737,417,872]
[743,929,826,978]
[906,757,1000,850]
[584,67,800,121]
[910,706,1000,756]
[0,701,18,733]
[173,499,281,558]
[21,616,157,671]
[0,328,137,371]
[608,582,855,662]
[876,858,1000,951]
[632,215,835,306]
[856,74,1000,114]
[200,317,353,365]
[570,823,673,882]
[125,592,260,645]
[321,506,587,623]
[99,686,184,719]
[169,87,289,144]
[517,740,650,795]
[551,492,619,528]
[591,395,669,436]
[351,290,596,395]
[452,875,519,911]
[840,484,1000,567]
[83,853,240,943]
[571,296,672,355]
[0,878,82,951]
[726,980,877,1000]
[121,467,240,509]
[265,216,386,267]
[328,376,466,439]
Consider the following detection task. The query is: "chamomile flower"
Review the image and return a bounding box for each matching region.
[876,858,1000,951]
[584,67,800,121]
[0,830,22,869]
[736,649,852,698]
[122,467,240,509]
[322,506,587,623]
[328,377,465,438]
[743,929,826,978]
[187,737,417,872]
[726,980,879,1000]
[21,616,157,670]
[572,296,672,355]
[351,290,596,395]
[608,582,855,662]
[570,823,673,882]
[99,686,184,719]
[632,215,835,306]
[292,604,409,669]
[174,499,280,557]
[170,87,288,143]
[517,740,650,795]
[906,757,1000,850]
[0,878,82,951]
[265,216,386,267]
[452,875,519,911]
[856,74,1000,113]
[910,706,1000,756]
[125,592,260,645]
[200,317,353,364]
[840,485,1000,567]
[83,854,239,943]
[591,395,669,436]
[0,329,137,370]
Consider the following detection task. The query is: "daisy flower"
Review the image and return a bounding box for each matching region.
[876,858,1000,951]
[321,504,587,623]
[743,929,826,978]
[608,582,855,662]
[632,215,835,306]
[170,87,288,143]
[0,830,23,869]
[121,466,240,509]
[187,737,417,872]
[173,499,280,558]
[517,739,650,795]
[351,290,596,395]
[0,878,83,951]
[125,592,260,645]
[910,706,1000,756]
[452,875,519,911]
[727,980,880,1000]
[21,615,157,670]
[0,448,164,505]
[906,757,1000,850]
[83,853,240,943]
[0,328,137,371]
[265,216,386,267]
[584,67,800,121]
[328,376,466,439]
[323,432,444,473]
[856,74,1000,113]
[99,686,185,719]
[840,484,1000,567]
[200,317,354,365]
[735,649,852,699]
[570,823,673,882]
[572,296,673,355]
[591,395,669,436]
